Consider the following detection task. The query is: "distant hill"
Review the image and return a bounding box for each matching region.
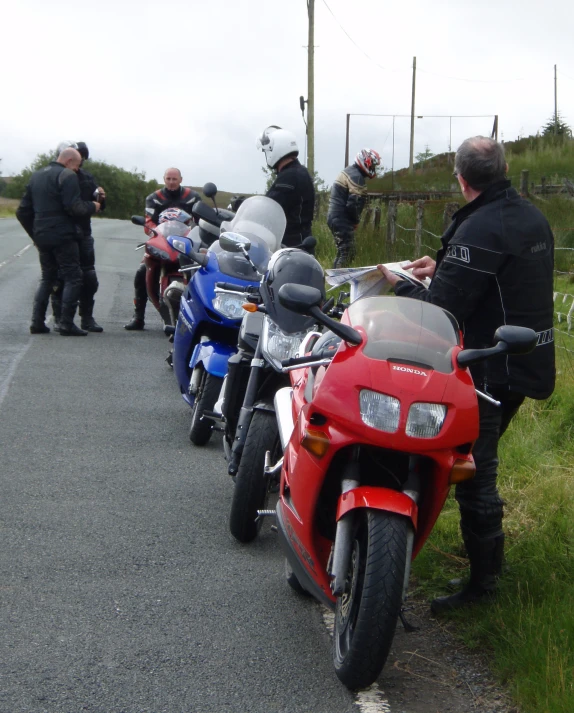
[370,135,574,193]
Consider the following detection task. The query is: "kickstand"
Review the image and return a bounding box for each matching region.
[399,607,419,632]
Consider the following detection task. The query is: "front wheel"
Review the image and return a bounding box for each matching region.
[229,410,280,543]
[333,510,408,690]
[189,371,223,446]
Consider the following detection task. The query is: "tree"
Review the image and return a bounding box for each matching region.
[541,113,572,138]
[415,145,434,167]
[5,151,161,219]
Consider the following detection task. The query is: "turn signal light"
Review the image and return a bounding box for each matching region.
[301,428,330,458]
[449,458,476,484]
[242,303,258,313]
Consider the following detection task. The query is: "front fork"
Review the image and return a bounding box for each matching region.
[329,451,421,600]
[227,339,265,476]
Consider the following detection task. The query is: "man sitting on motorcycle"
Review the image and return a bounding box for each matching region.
[125,168,201,330]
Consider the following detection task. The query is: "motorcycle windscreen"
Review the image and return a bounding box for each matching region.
[154,221,191,238]
[347,296,460,374]
[208,235,272,280]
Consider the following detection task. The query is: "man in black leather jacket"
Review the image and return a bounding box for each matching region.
[327,148,380,268]
[379,136,555,613]
[124,168,200,330]
[52,141,106,332]
[257,126,315,249]
[16,148,101,336]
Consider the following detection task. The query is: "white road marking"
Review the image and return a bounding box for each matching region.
[321,608,393,712]
[0,243,32,270]
[0,339,32,407]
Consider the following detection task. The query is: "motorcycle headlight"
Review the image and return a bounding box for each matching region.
[261,317,306,370]
[212,293,245,320]
[406,402,447,438]
[359,390,400,433]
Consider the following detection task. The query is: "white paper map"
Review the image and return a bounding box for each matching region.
[325,261,431,302]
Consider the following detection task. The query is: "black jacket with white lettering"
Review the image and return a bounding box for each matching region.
[394,180,555,399]
[266,158,315,247]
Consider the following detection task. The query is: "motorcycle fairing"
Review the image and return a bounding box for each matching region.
[336,486,418,527]
[189,341,237,378]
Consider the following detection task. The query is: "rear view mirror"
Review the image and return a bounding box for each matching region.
[219,231,251,253]
[278,284,322,314]
[492,326,538,355]
[203,182,218,199]
[457,325,538,368]
[131,215,145,226]
[302,236,317,251]
[167,236,193,256]
[278,283,362,346]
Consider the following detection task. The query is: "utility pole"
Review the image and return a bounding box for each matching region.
[307,0,315,178]
[408,56,416,174]
[344,114,350,167]
[554,64,558,135]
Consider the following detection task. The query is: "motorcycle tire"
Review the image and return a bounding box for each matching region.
[189,372,223,447]
[229,410,279,543]
[333,509,408,690]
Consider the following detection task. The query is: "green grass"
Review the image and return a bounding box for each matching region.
[0,197,18,218]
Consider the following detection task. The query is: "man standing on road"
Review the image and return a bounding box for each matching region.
[52,141,106,332]
[124,168,200,330]
[16,147,101,336]
[257,126,315,250]
[327,148,381,268]
[378,136,555,613]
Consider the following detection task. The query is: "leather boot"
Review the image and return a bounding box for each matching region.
[430,533,504,615]
[59,282,87,336]
[79,299,103,332]
[30,282,52,334]
[124,298,146,330]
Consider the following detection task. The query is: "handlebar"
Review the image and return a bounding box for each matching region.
[215,282,260,295]
[281,349,334,368]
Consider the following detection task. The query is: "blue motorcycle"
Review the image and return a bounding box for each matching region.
[168,195,286,445]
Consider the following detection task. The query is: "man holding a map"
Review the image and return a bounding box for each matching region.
[378,136,555,615]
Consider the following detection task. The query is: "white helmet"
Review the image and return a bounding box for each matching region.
[256,126,299,170]
[56,140,78,154]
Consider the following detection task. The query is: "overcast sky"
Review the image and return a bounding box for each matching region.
[1,0,573,194]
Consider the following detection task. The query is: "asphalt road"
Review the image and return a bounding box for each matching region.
[0,219,364,713]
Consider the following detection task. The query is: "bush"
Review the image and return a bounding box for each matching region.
[5,152,160,219]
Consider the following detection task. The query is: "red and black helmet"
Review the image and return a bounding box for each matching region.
[355,148,381,178]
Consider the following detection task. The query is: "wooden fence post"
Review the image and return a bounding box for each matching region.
[541,176,547,195]
[415,200,424,255]
[387,201,397,247]
[372,205,381,231]
[520,170,529,197]
[362,206,372,227]
[443,202,459,231]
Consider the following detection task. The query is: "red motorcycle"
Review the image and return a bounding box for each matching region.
[270,284,536,690]
[131,208,194,327]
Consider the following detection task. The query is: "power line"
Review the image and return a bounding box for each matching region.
[558,69,574,82]
[321,0,409,74]
[417,67,525,84]
[321,0,526,84]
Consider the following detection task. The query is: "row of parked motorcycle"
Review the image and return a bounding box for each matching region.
[130,185,538,690]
